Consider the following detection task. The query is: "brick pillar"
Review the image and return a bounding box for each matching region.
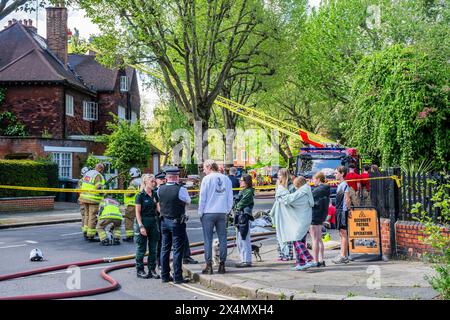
[46,5,68,65]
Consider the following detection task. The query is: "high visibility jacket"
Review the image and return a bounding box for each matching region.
[124,177,141,207]
[98,198,123,221]
[79,170,105,204]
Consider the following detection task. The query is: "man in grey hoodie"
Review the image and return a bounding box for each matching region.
[198,159,233,274]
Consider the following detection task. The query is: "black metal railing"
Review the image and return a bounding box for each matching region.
[400,171,446,221]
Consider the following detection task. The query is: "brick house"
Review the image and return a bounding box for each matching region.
[0,6,161,180]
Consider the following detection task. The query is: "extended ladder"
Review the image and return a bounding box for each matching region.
[131,63,336,147]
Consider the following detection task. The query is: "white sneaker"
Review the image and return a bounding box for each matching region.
[332,256,349,264]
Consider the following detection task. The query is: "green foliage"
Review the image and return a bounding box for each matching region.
[412,179,450,299]
[101,117,151,173]
[0,87,5,103]
[68,27,90,54]
[149,100,191,165]
[84,154,101,169]
[345,45,449,170]
[0,160,58,198]
[0,111,27,137]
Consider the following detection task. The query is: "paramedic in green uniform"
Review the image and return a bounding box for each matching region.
[135,174,160,279]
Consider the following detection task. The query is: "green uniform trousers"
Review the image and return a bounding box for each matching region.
[135,216,160,271]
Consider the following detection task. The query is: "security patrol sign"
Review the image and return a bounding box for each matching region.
[348,207,382,261]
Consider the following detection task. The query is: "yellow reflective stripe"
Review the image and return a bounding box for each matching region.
[98,231,107,241]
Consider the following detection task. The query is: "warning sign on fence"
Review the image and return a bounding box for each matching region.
[348,208,382,258]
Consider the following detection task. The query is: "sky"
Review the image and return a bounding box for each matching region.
[4,0,322,122]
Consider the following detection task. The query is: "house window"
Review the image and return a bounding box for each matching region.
[52,152,72,178]
[241,150,247,161]
[65,95,74,116]
[120,76,129,92]
[83,101,98,121]
[131,111,137,123]
[118,106,126,120]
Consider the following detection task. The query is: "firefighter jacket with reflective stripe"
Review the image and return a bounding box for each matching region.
[98,198,123,221]
[124,178,141,207]
[79,170,105,204]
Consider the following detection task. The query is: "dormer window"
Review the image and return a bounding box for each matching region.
[83,101,98,121]
[120,76,129,92]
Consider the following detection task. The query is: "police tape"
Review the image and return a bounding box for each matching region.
[0,176,401,194]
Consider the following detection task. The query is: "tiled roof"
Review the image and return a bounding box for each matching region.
[0,22,92,94]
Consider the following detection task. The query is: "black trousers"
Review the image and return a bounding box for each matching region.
[156,217,191,266]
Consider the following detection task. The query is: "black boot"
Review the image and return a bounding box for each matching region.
[218,262,226,274]
[100,239,110,246]
[137,269,148,279]
[148,269,160,279]
[183,257,198,264]
[202,262,213,275]
[123,237,134,242]
[113,238,121,245]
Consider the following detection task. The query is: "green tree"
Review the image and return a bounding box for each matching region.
[68,27,90,54]
[148,99,192,166]
[412,180,450,300]
[73,0,278,160]
[345,45,449,169]
[101,118,151,173]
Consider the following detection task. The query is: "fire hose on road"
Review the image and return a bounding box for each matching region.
[0,231,275,300]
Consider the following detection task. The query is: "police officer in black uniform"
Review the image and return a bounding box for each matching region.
[158,167,190,284]
[154,171,166,269]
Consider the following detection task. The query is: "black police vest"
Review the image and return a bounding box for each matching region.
[158,184,185,218]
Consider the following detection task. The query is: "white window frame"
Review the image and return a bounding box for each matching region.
[83,101,98,121]
[65,94,74,117]
[52,152,72,178]
[241,150,247,161]
[118,105,126,121]
[120,76,129,92]
[131,111,137,123]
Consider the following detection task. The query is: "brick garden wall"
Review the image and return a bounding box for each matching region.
[0,196,54,212]
[380,218,449,260]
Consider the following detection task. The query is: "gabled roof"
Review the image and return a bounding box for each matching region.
[68,55,137,92]
[0,22,95,95]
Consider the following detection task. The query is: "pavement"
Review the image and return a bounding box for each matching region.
[0,198,440,300]
[0,202,82,228]
[182,232,439,300]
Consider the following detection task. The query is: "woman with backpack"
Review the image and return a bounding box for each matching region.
[233,174,255,268]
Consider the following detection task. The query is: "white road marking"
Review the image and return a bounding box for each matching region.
[182,283,237,300]
[172,283,235,300]
[18,265,111,279]
[0,244,27,249]
[61,232,82,236]
[25,240,38,244]
[186,227,203,230]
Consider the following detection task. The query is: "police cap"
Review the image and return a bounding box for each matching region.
[165,166,180,176]
[155,171,166,180]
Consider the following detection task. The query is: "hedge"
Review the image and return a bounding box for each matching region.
[0,160,58,198]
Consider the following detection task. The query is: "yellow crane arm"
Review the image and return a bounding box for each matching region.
[129,62,336,147]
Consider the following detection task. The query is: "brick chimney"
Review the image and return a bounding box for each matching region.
[46,4,68,65]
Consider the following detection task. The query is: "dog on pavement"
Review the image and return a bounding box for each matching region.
[212,238,220,267]
[252,243,263,262]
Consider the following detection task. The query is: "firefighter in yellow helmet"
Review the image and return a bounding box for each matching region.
[79,163,106,242]
[96,198,124,246]
[78,166,90,239]
[123,167,142,242]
